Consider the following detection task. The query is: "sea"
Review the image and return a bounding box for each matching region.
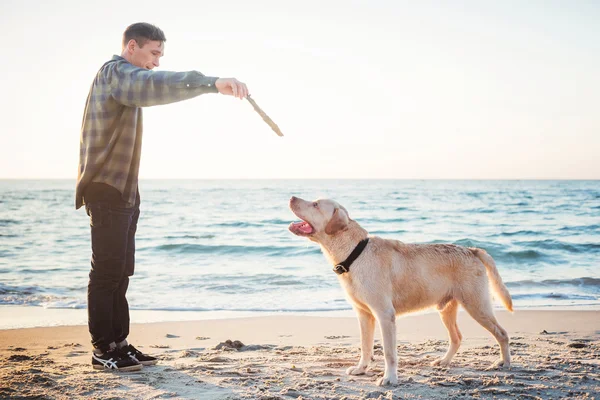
[1,179,599,329]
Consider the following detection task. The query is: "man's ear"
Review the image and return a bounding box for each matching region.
[325,207,349,235]
[126,39,137,53]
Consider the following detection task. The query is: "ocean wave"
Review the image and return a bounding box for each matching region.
[394,207,415,211]
[141,243,321,256]
[0,292,70,307]
[506,209,537,214]
[506,277,600,289]
[5,195,36,201]
[497,230,542,237]
[362,218,408,224]
[511,293,598,301]
[446,238,505,252]
[259,218,291,225]
[210,219,294,227]
[466,208,496,214]
[209,221,263,228]
[502,249,548,261]
[0,219,20,226]
[509,201,530,206]
[371,229,408,235]
[494,230,546,237]
[558,224,600,233]
[164,234,216,240]
[0,284,38,296]
[424,239,558,264]
[514,240,600,254]
[127,305,354,313]
[187,273,328,285]
[1,294,353,312]
[16,268,70,274]
[200,279,322,294]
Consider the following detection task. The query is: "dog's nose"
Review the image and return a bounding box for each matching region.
[290,196,297,202]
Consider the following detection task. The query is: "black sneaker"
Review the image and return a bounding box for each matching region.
[91,348,142,371]
[121,344,158,366]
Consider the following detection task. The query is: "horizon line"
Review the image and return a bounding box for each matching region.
[0,178,598,181]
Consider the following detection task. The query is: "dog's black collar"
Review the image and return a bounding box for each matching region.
[333,238,370,275]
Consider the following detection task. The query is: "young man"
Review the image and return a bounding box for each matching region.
[76,22,249,371]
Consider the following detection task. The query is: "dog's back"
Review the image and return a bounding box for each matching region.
[345,236,508,315]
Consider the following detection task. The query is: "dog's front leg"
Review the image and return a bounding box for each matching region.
[375,308,398,386]
[346,308,375,376]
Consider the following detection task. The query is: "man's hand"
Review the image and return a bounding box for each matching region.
[215,78,249,99]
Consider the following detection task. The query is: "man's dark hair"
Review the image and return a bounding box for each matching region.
[122,22,166,49]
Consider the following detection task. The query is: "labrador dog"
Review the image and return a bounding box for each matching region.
[288,196,513,386]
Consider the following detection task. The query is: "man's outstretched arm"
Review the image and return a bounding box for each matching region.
[108,61,248,107]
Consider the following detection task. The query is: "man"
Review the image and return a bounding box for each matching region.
[76,22,249,371]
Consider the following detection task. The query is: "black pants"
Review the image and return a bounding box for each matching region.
[85,201,139,351]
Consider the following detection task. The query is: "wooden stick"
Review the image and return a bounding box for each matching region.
[246,95,284,137]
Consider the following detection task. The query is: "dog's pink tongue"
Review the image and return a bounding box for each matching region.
[292,221,313,234]
[299,222,313,233]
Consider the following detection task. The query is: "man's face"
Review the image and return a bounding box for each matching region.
[128,39,164,70]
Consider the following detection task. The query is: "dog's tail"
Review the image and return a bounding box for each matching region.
[471,248,513,312]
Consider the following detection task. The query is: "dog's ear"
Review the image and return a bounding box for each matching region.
[325,207,349,235]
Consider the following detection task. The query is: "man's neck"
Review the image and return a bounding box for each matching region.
[120,51,133,64]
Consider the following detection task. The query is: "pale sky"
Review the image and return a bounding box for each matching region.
[1,0,598,179]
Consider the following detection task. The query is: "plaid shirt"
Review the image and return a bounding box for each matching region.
[76,55,218,209]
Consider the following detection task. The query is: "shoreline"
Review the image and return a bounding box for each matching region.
[3,310,600,345]
[2,304,600,330]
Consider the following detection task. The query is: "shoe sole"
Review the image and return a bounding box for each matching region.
[93,364,143,372]
[140,360,158,366]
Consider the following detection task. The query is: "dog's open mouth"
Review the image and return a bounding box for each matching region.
[288,220,314,236]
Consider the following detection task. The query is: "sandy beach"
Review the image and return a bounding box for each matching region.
[1,310,599,399]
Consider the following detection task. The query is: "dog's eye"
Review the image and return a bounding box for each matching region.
[313,202,318,208]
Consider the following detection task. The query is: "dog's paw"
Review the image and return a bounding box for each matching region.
[431,358,451,367]
[485,359,510,371]
[376,374,398,386]
[346,365,367,375]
